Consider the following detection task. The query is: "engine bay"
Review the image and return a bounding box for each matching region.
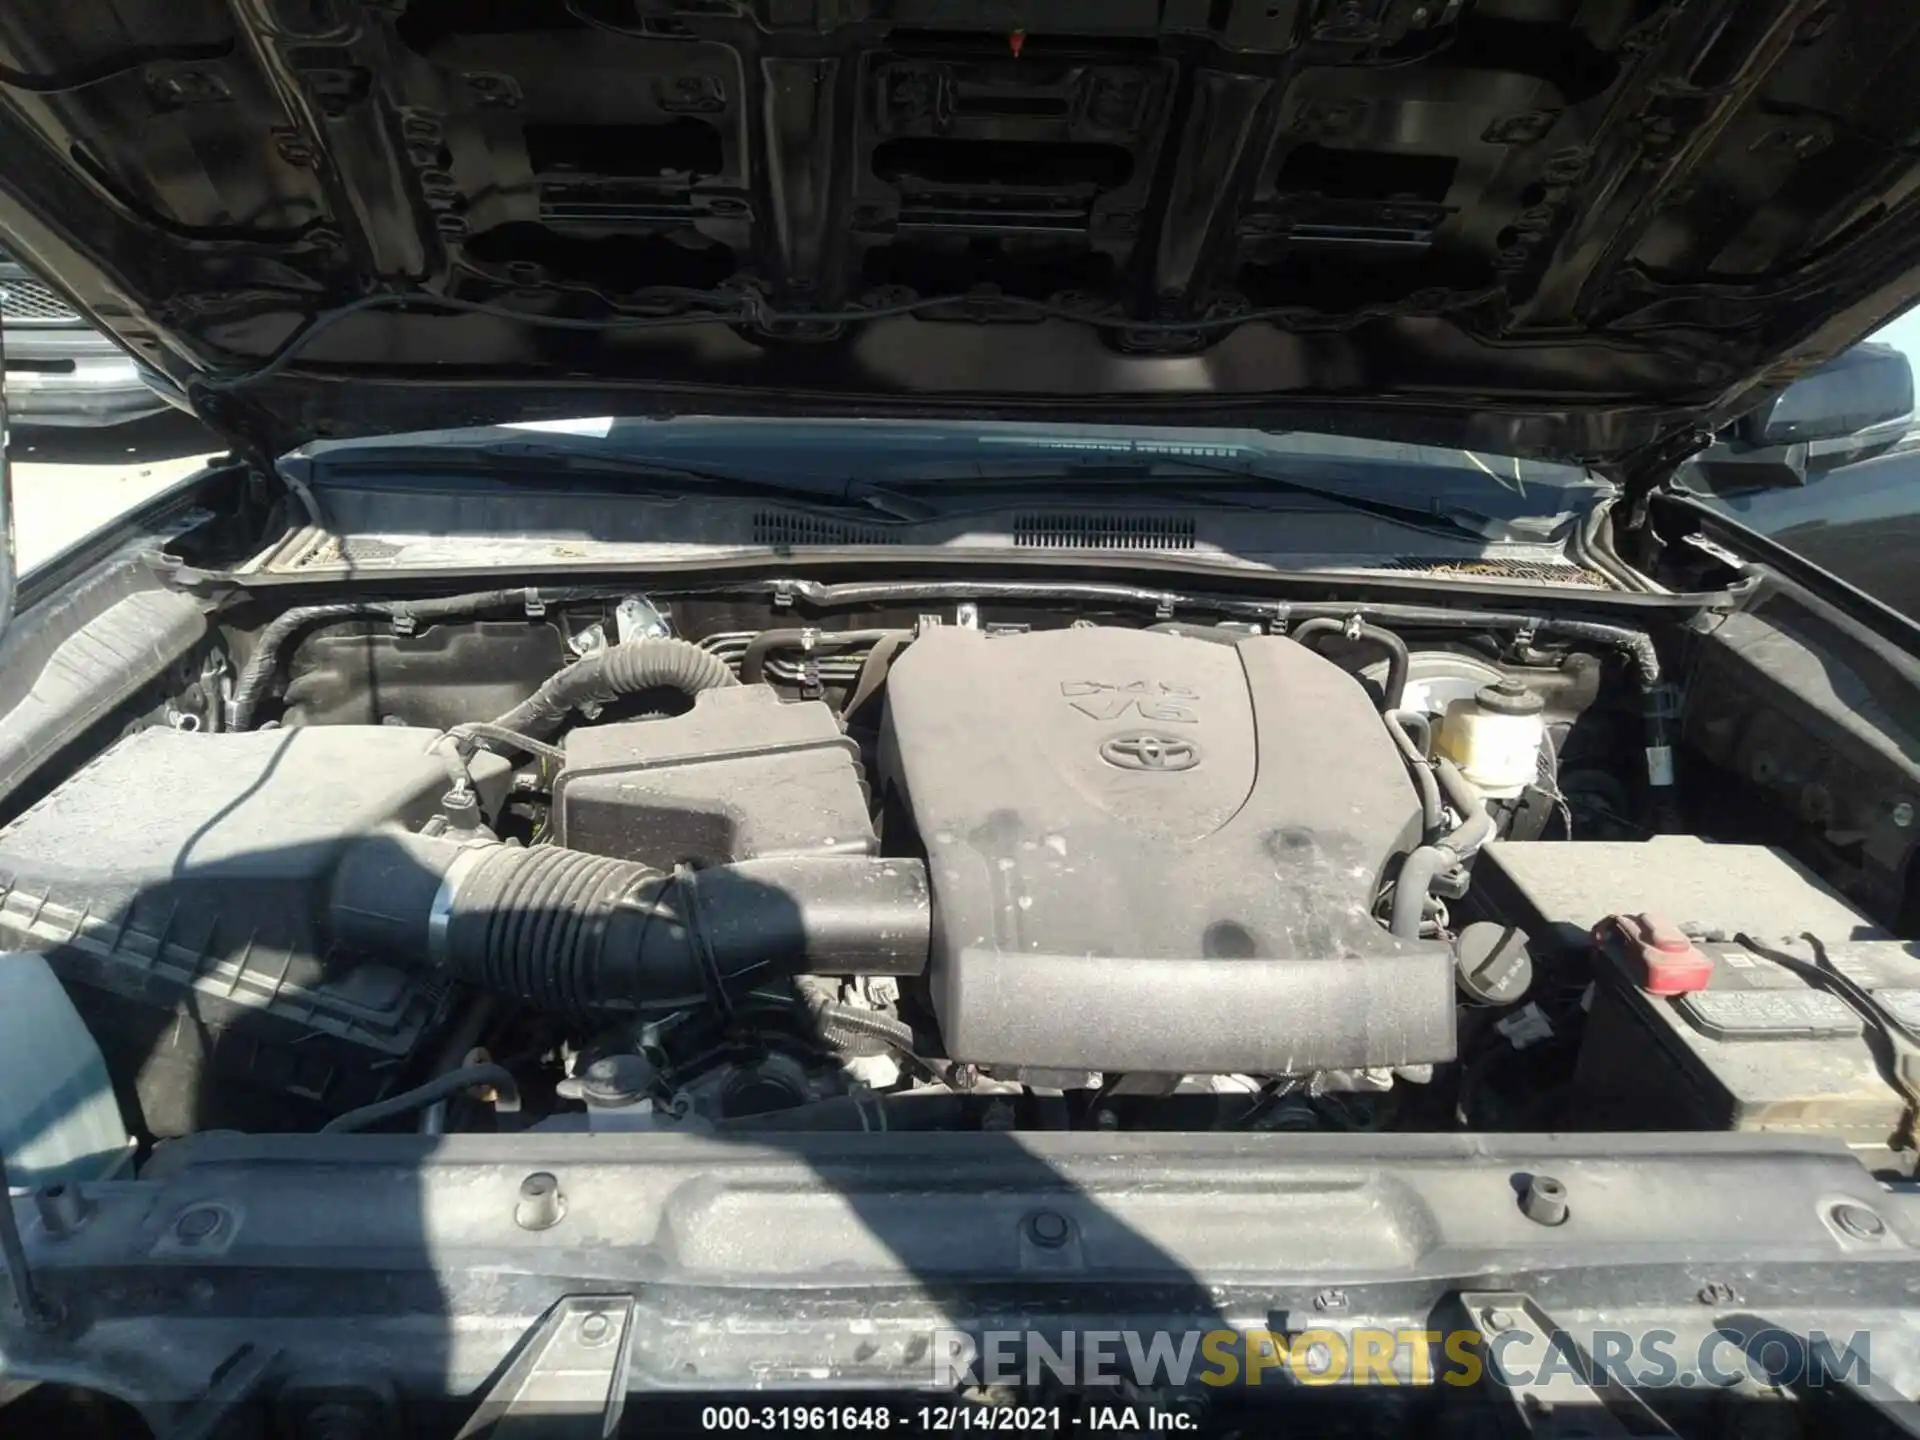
[1,586,1913,1174]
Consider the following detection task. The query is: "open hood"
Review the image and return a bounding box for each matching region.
[5,0,1920,473]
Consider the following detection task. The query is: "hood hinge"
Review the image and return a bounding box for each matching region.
[1617,425,1715,527]
[273,455,327,529]
[187,380,308,513]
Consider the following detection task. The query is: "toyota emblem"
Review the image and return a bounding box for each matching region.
[1100,732,1200,772]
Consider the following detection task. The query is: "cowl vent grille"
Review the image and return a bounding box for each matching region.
[1013,513,1196,549]
[752,511,895,546]
[291,535,404,569]
[1374,557,1612,587]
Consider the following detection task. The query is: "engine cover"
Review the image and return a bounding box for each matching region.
[879,626,1455,1073]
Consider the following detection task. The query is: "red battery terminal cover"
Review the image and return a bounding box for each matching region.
[1593,913,1713,996]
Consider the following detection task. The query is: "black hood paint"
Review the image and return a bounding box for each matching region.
[5,1,1920,472]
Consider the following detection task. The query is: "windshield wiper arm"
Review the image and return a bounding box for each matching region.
[887,455,1537,540]
[311,440,935,519]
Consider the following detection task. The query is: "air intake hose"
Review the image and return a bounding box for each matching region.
[490,637,738,739]
[331,832,928,1012]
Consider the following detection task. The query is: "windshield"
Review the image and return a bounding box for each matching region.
[302,418,1609,528]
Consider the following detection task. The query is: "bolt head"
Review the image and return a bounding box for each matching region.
[1833,1202,1887,1240]
[514,1172,566,1231]
[1520,1174,1570,1226]
[175,1206,222,1241]
[35,1184,93,1238]
[1483,1307,1518,1333]
[579,1312,613,1344]
[1026,1210,1071,1248]
[1892,801,1915,829]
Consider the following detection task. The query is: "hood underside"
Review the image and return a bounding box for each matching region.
[5,0,1920,465]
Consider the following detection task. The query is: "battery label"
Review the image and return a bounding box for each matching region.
[1678,988,1861,1041]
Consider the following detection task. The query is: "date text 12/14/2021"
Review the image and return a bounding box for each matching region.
[699,1405,1197,1432]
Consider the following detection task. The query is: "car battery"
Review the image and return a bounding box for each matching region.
[1574,936,1918,1145]
[1474,838,1910,1147]
[1473,836,1885,952]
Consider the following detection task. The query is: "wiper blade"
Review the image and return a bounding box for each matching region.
[886,455,1539,541]
[305,440,1567,540]
[310,440,935,519]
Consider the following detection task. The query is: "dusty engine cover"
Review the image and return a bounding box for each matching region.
[879,626,1455,1073]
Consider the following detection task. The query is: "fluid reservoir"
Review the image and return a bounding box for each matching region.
[1436,678,1545,799]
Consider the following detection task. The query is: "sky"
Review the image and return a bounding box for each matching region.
[1870,307,1920,363]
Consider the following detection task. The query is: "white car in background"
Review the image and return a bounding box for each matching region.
[0,248,170,427]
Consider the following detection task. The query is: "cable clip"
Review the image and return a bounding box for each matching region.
[718,283,772,330]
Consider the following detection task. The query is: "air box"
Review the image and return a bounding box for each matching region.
[0,726,473,1133]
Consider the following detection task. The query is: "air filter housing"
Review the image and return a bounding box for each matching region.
[0,726,478,1132]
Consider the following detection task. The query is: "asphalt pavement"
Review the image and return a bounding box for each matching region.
[8,412,224,572]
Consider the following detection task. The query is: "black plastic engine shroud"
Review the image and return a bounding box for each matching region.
[879,625,1456,1073]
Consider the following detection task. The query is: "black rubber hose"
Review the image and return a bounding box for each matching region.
[330,833,930,1013]
[1389,760,1495,940]
[418,993,499,1135]
[1384,710,1443,837]
[739,629,907,686]
[230,587,594,730]
[321,1063,522,1133]
[1433,758,1495,854]
[1537,620,1661,689]
[1391,708,1432,756]
[1390,848,1448,940]
[230,602,364,729]
[490,637,737,739]
[843,631,911,723]
[1290,618,1410,711]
